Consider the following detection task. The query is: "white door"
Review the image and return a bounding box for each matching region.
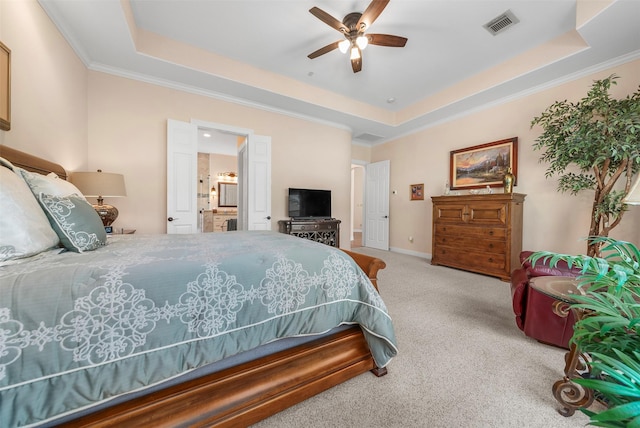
[166,119,198,234]
[239,135,272,230]
[364,160,390,250]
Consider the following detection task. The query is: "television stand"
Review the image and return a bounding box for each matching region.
[278,218,341,247]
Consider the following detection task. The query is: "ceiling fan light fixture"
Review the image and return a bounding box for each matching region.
[350,46,361,60]
[356,35,368,50]
[338,39,350,53]
[308,1,407,73]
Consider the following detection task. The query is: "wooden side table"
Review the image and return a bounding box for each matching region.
[530,276,594,416]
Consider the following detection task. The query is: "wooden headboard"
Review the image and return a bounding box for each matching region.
[0,145,67,179]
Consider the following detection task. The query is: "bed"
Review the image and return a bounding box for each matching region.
[0,145,397,427]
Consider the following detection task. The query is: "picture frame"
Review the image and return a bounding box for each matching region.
[0,41,9,131]
[410,183,424,201]
[450,137,517,190]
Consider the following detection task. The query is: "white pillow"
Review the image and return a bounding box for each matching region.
[16,167,86,199]
[0,161,60,262]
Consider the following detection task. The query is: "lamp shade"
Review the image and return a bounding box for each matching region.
[71,171,126,198]
[70,170,126,227]
[622,174,640,205]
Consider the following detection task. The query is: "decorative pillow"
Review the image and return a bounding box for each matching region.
[16,167,86,199]
[38,193,107,252]
[0,160,60,262]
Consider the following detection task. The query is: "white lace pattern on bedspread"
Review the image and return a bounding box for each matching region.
[0,231,397,427]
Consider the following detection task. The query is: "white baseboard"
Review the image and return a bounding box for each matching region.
[389,246,431,260]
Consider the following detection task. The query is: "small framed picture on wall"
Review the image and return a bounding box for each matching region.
[410,183,424,201]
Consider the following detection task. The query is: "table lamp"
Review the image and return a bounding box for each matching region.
[622,174,640,205]
[71,170,127,226]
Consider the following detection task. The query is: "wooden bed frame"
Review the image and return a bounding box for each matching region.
[0,145,388,427]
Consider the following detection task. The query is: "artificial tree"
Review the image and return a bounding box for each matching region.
[531,75,640,257]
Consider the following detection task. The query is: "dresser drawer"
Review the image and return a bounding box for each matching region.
[434,235,506,254]
[434,203,467,222]
[290,222,337,232]
[467,203,507,225]
[433,246,506,272]
[435,224,506,240]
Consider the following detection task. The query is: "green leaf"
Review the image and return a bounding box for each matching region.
[530,75,640,247]
[590,401,640,423]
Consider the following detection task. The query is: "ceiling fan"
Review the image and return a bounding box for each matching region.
[307,0,407,73]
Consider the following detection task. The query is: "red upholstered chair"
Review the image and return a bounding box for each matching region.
[510,251,581,349]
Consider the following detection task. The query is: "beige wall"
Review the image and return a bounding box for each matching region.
[0,0,87,169]
[373,59,640,256]
[87,72,354,243]
[351,143,372,163]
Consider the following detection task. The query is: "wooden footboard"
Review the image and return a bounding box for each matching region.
[1,145,389,427]
[64,327,376,427]
[341,249,386,291]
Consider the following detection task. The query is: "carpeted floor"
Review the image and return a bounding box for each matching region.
[252,248,601,427]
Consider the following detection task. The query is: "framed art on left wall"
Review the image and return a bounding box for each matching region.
[0,41,10,131]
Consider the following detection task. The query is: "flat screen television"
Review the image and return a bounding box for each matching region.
[288,188,331,219]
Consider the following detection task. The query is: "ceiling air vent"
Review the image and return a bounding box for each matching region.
[483,10,519,36]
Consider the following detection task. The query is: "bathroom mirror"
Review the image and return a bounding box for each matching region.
[218,182,238,207]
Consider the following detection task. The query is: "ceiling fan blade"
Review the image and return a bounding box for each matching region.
[367,34,408,47]
[308,41,341,59]
[351,56,362,73]
[357,0,390,31]
[309,7,349,33]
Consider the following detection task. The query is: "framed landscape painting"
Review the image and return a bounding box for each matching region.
[450,137,517,190]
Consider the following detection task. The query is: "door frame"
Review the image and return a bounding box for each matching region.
[351,160,367,243]
[191,119,252,229]
[351,159,390,250]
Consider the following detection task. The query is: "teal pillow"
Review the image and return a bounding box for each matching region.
[38,193,107,252]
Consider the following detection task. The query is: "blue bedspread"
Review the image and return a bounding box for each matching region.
[0,231,397,427]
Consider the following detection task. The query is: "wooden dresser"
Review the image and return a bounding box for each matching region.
[431,193,525,281]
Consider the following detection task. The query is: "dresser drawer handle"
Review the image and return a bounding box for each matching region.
[488,231,494,236]
[488,257,493,262]
[488,243,493,248]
